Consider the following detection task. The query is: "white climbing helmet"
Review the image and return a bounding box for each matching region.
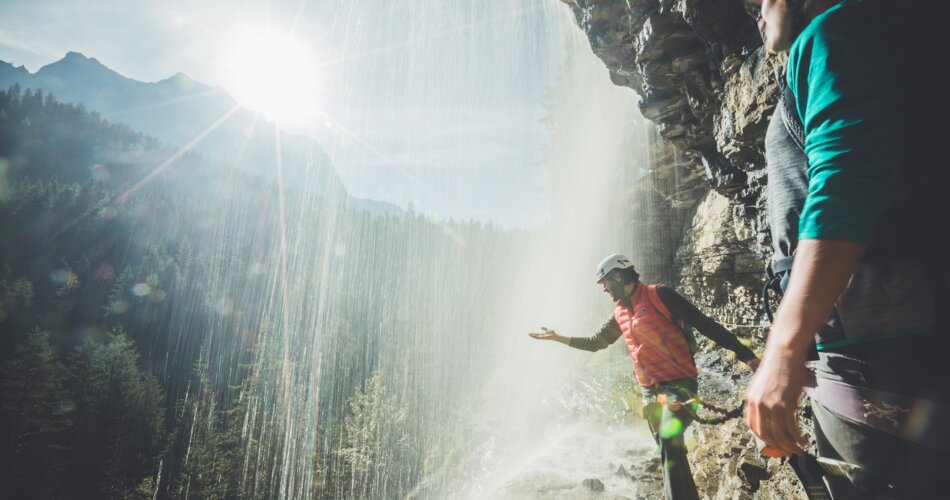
[595,254,634,282]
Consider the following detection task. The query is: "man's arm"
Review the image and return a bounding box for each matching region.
[744,238,864,455]
[656,286,759,365]
[528,318,622,351]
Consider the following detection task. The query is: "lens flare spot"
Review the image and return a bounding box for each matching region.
[659,416,684,439]
[50,268,77,286]
[249,262,268,275]
[131,283,151,297]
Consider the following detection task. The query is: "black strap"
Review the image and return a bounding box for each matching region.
[762,255,795,322]
[761,277,780,323]
[770,255,795,275]
[779,77,806,152]
[789,454,834,500]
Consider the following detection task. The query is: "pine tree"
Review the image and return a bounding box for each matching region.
[335,371,410,499]
[0,329,70,499]
[64,328,164,499]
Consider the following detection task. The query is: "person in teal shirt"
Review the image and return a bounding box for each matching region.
[744,1,948,498]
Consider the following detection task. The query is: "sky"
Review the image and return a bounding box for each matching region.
[0,0,595,227]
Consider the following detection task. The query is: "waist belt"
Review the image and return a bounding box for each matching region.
[804,373,950,453]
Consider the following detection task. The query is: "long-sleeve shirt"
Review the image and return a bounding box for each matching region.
[568,285,757,362]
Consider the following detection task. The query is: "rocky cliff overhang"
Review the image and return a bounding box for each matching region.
[561,0,780,203]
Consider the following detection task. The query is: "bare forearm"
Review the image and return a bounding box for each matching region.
[767,239,865,356]
[746,239,865,453]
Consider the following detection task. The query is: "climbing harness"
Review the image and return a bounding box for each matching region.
[803,373,950,453]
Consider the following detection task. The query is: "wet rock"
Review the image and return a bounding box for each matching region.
[642,456,661,474]
[701,149,748,197]
[738,453,771,491]
[615,464,634,480]
[563,0,771,207]
[582,478,605,492]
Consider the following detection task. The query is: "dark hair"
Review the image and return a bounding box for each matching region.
[617,266,639,284]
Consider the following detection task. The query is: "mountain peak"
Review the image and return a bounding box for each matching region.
[40,51,108,72]
[162,71,197,85]
[0,59,29,81]
[59,51,107,67]
[64,51,88,61]
[35,51,124,86]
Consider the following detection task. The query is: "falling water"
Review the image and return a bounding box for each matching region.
[160,3,675,498]
[0,1,698,499]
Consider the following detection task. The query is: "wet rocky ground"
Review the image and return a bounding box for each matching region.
[462,340,811,499]
[485,423,663,499]
[480,351,809,500]
[483,417,806,499]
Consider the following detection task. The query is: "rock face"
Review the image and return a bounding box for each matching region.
[562,0,774,179]
[560,1,807,497]
[563,0,777,333]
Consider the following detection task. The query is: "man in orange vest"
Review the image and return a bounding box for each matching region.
[529,254,760,500]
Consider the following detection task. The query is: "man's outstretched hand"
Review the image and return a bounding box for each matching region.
[528,326,565,343]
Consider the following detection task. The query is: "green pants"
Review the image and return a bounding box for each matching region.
[642,378,700,500]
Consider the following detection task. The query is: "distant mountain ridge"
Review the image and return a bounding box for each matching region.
[0,52,401,215]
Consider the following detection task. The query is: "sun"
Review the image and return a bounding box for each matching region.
[223,30,321,128]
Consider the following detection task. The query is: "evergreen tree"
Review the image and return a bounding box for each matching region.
[0,329,70,499]
[335,371,410,499]
[64,328,164,499]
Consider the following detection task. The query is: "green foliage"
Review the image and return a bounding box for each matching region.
[335,372,412,498]
[0,328,164,499]
[0,276,34,321]
[64,328,165,498]
[167,370,233,498]
[0,329,70,498]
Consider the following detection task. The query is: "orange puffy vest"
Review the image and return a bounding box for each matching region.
[615,283,698,387]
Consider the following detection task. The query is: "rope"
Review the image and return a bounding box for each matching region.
[657,395,744,425]
[690,400,744,425]
[717,322,770,329]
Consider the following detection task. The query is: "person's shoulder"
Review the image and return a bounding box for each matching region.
[653,284,678,298]
[797,0,883,47]
[789,0,883,84]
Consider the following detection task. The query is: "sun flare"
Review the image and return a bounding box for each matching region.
[223,31,320,128]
